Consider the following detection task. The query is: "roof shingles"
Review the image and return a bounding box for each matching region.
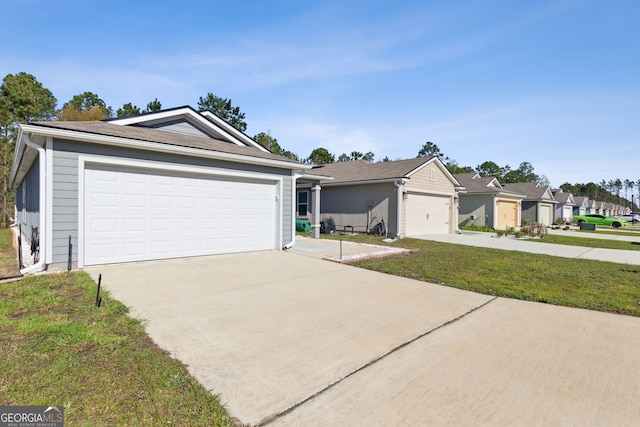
[29,120,302,165]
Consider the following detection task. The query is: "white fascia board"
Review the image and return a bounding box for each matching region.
[21,124,310,172]
[320,177,407,188]
[108,107,196,126]
[9,128,28,187]
[199,111,268,152]
[297,173,334,181]
[109,107,269,152]
[406,157,462,186]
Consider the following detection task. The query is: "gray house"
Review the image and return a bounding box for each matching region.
[502,183,557,226]
[572,196,589,216]
[11,106,309,273]
[551,189,575,223]
[455,173,524,229]
[296,157,463,237]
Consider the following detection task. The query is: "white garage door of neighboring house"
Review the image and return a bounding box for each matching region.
[405,193,450,236]
[83,165,277,266]
[539,204,553,226]
[562,205,572,221]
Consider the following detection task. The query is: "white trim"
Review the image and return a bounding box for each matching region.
[45,137,54,264]
[319,177,406,187]
[200,111,268,152]
[404,187,456,197]
[19,134,46,275]
[109,107,269,152]
[77,154,284,268]
[20,124,309,171]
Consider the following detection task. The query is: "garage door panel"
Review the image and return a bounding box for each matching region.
[405,194,450,236]
[84,166,277,265]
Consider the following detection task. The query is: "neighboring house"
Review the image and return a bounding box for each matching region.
[296,157,463,237]
[551,189,575,223]
[502,183,557,226]
[587,199,599,214]
[572,196,589,217]
[11,106,309,273]
[454,173,525,229]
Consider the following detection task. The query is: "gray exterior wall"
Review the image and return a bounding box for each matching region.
[50,138,294,266]
[147,120,211,138]
[16,159,40,246]
[319,183,397,235]
[458,194,491,227]
[521,201,538,224]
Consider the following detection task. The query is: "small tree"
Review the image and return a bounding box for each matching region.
[198,93,247,132]
[0,72,57,226]
[417,141,443,158]
[116,102,141,117]
[306,147,335,165]
[61,91,112,119]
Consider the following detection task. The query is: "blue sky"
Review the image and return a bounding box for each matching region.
[2,0,639,188]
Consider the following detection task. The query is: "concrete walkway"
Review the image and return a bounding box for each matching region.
[413,230,640,265]
[86,247,640,426]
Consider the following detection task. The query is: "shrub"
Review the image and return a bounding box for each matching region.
[521,222,548,238]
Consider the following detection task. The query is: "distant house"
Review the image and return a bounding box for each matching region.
[551,189,575,223]
[502,183,557,226]
[454,173,524,229]
[572,196,589,216]
[296,157,463,237]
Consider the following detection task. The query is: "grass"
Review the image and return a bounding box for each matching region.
[535,234,640,251]
[311,232,640,317]
[0,271,237,426]
[0,228,20,277]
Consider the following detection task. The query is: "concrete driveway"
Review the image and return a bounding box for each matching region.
[87,250,640,426]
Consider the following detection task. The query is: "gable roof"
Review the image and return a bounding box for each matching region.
[552,191,575,204]
[502,182,557,202]
[310,157,461,187]
[454,174,525,198]
[11,120,308,189]
[573,196,589,206]
[107,106,269,152]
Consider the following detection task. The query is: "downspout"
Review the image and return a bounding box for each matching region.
[394,180,403,238]
[20,134,47,275]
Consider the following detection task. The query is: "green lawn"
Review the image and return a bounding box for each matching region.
[314,233,640,317]
[534,234,640,251]
[0,228,20,277]
[0,271,236,426]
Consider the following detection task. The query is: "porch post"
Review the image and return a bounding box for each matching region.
[311,184,321,239]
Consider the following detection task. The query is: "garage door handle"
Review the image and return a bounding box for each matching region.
[426,213,429,220]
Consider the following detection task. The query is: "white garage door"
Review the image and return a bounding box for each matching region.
[539,204,553,226]
[83,165,277,265]
[405,194,450,236]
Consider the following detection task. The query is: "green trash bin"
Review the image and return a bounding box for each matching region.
[296,218,311,232]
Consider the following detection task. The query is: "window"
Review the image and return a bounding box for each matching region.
[297,191,309,217]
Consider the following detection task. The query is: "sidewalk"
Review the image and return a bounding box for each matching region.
[413,231,640,265]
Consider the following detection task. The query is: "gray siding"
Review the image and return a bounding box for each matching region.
[50,139,294,265]
[458,194,491,227]
[148,120,211,138]
[521,201,538,225]
[16,160,40,246]
[320,183,396,234]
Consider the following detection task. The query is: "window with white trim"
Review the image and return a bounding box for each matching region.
[297,191,309,217]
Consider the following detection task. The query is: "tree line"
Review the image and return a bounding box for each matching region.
[2,71,638,227]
